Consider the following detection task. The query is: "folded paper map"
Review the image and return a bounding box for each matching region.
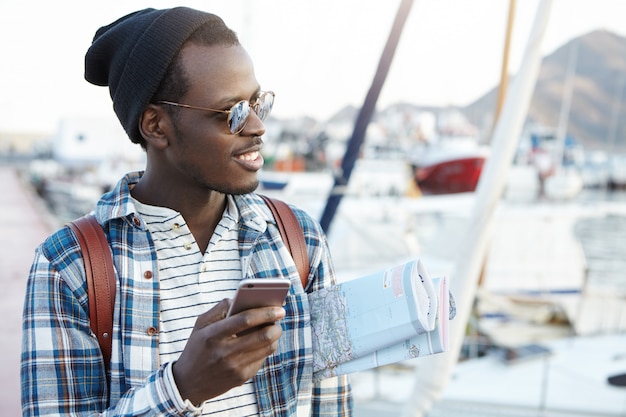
[309,259,452,381]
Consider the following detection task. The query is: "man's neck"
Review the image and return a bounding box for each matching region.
[131,175,227,253]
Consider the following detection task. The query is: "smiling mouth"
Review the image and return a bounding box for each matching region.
[237,151,260,161]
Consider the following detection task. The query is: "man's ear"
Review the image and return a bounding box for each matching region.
[139,104,170,149]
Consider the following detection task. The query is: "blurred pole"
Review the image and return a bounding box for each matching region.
[320,0,414,234]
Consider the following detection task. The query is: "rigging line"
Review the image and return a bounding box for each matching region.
[319,0,415,234]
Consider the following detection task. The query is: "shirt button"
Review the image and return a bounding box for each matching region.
[133,217,141,227]
[144,270,153,279]
[184,242,193,250]
[172,223,181,231]
[147,327,157,336]
[201,265,207,273]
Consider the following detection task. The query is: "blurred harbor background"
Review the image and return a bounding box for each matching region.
[3,1,626,416]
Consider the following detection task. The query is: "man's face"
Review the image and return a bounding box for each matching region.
[161,43,266,195]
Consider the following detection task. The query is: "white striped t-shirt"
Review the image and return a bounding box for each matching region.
[133,196,259,416]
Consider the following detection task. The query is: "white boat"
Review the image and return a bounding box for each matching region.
[543,167,584,200]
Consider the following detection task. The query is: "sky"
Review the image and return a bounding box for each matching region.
[1,0,625,135]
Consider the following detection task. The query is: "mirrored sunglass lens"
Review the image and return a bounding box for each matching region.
[256,93,274,121]
[227,101,250,133]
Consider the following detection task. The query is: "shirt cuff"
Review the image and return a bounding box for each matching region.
[164,361,204,413]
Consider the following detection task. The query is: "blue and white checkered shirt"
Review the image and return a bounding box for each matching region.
[21,171,352,416]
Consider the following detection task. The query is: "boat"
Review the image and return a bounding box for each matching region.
[543,166,584,200]
[407,128,490,196]
[513,126,585,200]
[258,170,290,191]
[411,146,489,195]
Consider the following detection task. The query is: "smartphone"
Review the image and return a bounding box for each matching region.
[227,278,291,317]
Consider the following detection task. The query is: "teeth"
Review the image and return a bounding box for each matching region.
[238,151,258,161]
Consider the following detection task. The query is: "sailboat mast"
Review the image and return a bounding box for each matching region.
[319,0,414,234]
[553,39,579,171]
[494,0,517,128]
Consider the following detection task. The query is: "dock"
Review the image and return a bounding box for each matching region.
[0,166,58,415]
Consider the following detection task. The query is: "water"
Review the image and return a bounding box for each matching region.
[572,191,626,291]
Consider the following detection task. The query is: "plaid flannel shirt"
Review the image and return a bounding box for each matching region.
[21,171,352,416]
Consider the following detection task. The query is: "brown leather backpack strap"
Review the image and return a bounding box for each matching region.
[259,195,310,289]
[68,215,116,371]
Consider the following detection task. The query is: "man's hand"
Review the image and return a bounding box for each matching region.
[172,298,286,406]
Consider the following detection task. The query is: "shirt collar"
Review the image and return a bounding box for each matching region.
[94,171,143,226]
[93,171,270,234]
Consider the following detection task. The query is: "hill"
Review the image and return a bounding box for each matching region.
[463,30,626,151]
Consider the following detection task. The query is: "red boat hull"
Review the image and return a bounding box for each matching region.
[413,156,485,194]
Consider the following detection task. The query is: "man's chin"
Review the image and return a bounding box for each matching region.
[226,180,260,196]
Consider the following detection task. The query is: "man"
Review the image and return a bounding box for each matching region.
[21,7,352,416]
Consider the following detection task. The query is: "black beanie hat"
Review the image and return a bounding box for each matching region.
[84,7,223,144]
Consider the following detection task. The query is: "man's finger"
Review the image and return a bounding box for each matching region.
[194,298,231,330]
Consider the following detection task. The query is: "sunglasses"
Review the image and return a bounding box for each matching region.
[157,91,275,134]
